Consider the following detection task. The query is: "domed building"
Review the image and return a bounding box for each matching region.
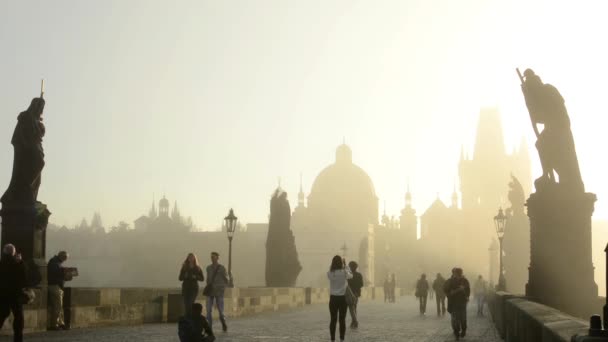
[291,144,378,286]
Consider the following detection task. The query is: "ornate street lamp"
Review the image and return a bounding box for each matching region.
[225,208,238,288]
[493,207,508,291]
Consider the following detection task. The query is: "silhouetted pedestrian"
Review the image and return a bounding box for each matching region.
[0,244,26,342]
[383,275,390,303]
[47,251,71,330]
[204,252,229,332]
[327,255,352,342]
[389,273,397,303]
[179,253,204,316]
[473,275,487,316]
[444,267,470,340]
[415,273,429,315]
[432,273,447,316]
[178,303,215,342]
[347,261,363,328]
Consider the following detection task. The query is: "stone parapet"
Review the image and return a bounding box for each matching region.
[488,291,590,342]
[1,286,395,334]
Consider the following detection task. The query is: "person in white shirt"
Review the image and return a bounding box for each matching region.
[327,255,353,342]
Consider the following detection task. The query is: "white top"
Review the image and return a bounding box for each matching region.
[327,267,353,296]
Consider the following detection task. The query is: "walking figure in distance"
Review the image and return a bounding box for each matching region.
[473,275,487,316]
[204,252,229,332]
[444,267,470,340]
[327,255,353,342]
[179,253,204,315]
[433,273,447,316]
[347,261,363,328]
[415,273,429,315]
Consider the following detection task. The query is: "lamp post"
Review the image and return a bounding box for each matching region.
[493,207,508,291]
[224,208,238,288]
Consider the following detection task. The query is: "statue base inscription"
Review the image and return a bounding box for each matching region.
[526,184,598,318]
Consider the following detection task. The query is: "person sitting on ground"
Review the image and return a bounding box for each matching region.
[178,303,215,342]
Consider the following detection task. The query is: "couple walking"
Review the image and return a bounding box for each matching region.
[179,251,230,335]
[415,273,448,316]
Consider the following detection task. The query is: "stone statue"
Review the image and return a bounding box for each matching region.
[265,189,302,287]
[518,68,584,192]
[507,174,525,215]
[1,97,46,206]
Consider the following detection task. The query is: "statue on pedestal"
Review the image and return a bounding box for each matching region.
[518,68,584,192]
[1,97,46,207]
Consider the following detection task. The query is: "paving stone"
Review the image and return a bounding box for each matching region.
[8,296,501,342]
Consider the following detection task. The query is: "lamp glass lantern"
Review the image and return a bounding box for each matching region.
[225,208,238,239]
[494,207,507,240]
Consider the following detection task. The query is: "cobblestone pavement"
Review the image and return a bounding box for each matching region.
[11,296,501,342]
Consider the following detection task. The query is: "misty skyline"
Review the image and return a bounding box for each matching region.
[2,1,608,229]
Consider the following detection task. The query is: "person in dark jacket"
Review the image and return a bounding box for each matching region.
[178,303,215,342]
[433,273,447,316]
[415,273,429,315]
[179,253,204,315]
[346,261,363,328]
[444,267,471,340]
[47,251,69,330]
[0,244,27,342]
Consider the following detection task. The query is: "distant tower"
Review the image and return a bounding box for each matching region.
[459,108,531,211]
[451,183,459,209]
[297,173,306,209]
[381,201,390,227]
[399,183,417,242]
[159,195,169,217]
[148,194,158,219]
[171,201,181,222]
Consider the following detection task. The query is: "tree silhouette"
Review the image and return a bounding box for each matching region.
[265,189,301,287]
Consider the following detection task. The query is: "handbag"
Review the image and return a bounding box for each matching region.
[203,265,219,297]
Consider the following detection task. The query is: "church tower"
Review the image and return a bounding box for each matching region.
[148,194,158,219]
[399,183,417,243]
[159,195,169,217]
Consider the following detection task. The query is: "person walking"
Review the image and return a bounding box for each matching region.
[415,273,429,315]
[327,255,353,342]
[383,275,390,303]
[473,275,487,316]
[389,273,397,303]
[432,273,447,316]
[204,252,229,332]
[179,253,204,316]
[347,261,363,328]
[47,251,70,330]
[0,244,27,342]
[444,267,471,340]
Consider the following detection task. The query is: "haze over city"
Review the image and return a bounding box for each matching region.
[1,1,607,230]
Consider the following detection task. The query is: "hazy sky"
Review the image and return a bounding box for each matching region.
[1,1,608,229]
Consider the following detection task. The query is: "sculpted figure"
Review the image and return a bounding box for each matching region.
[508,174,525,215]
[1,97,46,206]
[518,68,584,192]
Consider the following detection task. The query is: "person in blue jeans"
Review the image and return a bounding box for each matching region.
[205,252,229,332]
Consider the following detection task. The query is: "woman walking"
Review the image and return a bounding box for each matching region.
[179,253,204,315]
[327,255,353,342]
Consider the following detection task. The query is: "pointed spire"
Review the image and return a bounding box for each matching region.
[298,173,305,208]
[451,180,459,209]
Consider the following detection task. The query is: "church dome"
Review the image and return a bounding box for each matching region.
[307,144,378,231]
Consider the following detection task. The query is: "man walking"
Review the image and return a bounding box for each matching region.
[48,251,69,330]
[347,261,364,328]
[205,252,229,332]
[444,267,470,340]
[415,273,429,315]
[432,273,446,316]
[0,244,27,342]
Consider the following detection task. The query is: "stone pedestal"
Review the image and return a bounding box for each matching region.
[526,185,598,318]
[0,203,49,332]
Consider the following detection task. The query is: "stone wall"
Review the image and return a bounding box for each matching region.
[2,286,392,334]
[488,291,591,342]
